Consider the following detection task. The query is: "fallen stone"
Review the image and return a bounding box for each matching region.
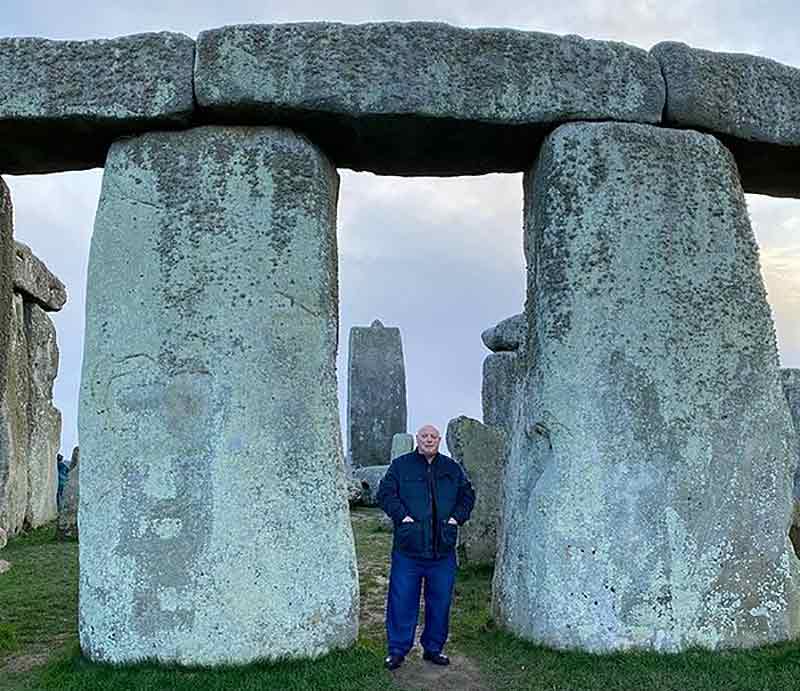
[24,304,61,528]
[0,33,195,174]
[0,294,30,539]
[13,242,67,311]
[780,368,800,556]
[446,416,505,565]
[482,352,519,432]
[652,42,800,197]
[494,121,800,653]
[481,313,525,352]
[0,559,10,574]
[390,433,414,460]
[57,453,79,541]
[195,23,665,175]
[353,465,390,507]
[79,125,358,665]
[347,320,407,467]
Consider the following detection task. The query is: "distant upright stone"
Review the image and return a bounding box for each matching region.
[482,352,519,432]
[57,452,79,541]
[353,465,390,507]
[494,121,800,653]
[780,368,800,555]
[195,23,664,175]
[0,179,14,540]
[446,416,505,564]
[0,527,6,550]
[347,319,407,467]
[481,313,525,352]
[0,33,195,174]
[24,304,61,528]
[80,126,358,665]
[0,295,30,538]
[13,242,67,311]
[390,433,414,460]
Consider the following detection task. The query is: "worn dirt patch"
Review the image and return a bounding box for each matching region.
[0,633,72,674]
[391,647,490,691]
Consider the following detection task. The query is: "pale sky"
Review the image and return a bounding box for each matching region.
[3,0,799,455]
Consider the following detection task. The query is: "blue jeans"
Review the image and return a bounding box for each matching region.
[386,550,457,657]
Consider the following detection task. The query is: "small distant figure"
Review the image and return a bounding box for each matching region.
[56,453,69,510]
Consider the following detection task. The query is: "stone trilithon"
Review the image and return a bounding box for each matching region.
[493,122,800,652]
[79,126,358,665]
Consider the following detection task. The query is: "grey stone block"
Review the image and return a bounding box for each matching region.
[494,121,800,652]
[0,295,30,538]
[353,465,390,507]
[57,447,79,541]
[482,352,519,432]
[0,526,6,550]
[195,22,665,175]
[652,41,800,197]
[446,416,505,565]
[0,33,195,174]
[0,179,14,539]
[79,126,358,665]
[13,242,67,311]
[780,368,800,556]
[390,433,414,460]
[347,320,407,467]
[23,303,61,528]
[481,313,525,352]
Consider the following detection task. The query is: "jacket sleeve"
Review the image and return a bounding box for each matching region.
[450,464,476,525]
[377,461,409,523]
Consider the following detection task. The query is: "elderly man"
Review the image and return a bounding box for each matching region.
[377,424,475,671]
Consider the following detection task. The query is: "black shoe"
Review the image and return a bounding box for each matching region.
[384,654,404,671]
[422,650,450,666]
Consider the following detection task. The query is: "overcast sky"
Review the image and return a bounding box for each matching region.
[3,1,800,456]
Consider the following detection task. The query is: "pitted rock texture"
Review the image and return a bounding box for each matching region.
[493,121,800,653]
[195,22,665,175]
[79,126,358,665]
[0,295,30,538]
[390,433,414,461]
[652,42,800,197]
[780,368,800,556]
[13,242,67,311]
[24,304,61,528]
[482,352,519,433]
[353,465,390,507]
[446,416,505,564]
[481,313,525,352]
[0,33,195,174]
[57,448,79,541]
[347,320,407,467]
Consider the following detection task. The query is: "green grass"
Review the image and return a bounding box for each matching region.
[2,512,800,690]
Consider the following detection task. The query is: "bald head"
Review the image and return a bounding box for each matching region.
[416,424,441,461]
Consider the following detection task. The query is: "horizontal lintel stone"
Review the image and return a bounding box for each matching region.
[0,32,196,174]
[195,22,665,175]
[13,242,66,311]
[652,41,800,198]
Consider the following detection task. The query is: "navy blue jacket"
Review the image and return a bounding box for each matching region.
[377,450,476,560]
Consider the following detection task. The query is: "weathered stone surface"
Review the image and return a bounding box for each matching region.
[481,314,525,352]
[390,433,414,460]
[346,476,363,506]
[347,320,407,467]
[353,465,390,507]
[0,179,14,539]
[780,368,800,556]
[482,352,519,433]
[0,559,10,574]
[0,33,195,174]
[0,526,6,550]
[195,23,665,175]
[13,242,67,311]
[24,304,61,528]
[494,121,800,653]
[57,451,79,541]
[446,416,505,565]
[652,42,800,198]
[0,295,29,539]
[79,126,358,665]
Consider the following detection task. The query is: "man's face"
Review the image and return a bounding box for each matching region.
[416,425,441,456]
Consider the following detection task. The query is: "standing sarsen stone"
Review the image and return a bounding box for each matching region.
[347,320,407,467]
[79,126,358,665]
[493,121,800,652]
